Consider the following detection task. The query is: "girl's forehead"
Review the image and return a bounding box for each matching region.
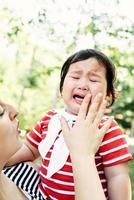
[68,58,106,74]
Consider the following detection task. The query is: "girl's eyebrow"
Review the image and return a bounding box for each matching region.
[89,71,102,78]
[69,70,81,73]
[69,70,102,78]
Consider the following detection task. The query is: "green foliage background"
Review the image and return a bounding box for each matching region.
[0,0,133,197]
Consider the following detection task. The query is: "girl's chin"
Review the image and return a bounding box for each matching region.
[67,108,79,116]
[71,103,91,116]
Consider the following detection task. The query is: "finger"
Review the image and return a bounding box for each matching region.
[59,115,70,138]
[99,117,112,139]
[94,99,107,127]
[86,93,103,123]
[77,93,91,121]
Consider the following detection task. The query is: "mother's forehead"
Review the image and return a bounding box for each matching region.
[0,101,15,112]
[0,101,10,108]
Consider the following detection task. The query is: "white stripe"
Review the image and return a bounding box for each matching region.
[14,165,26,186]
[42,131,47,135]
[15,165,29,186]
[6,164,23,179]
[104,188,107,192]
[41,163,73,177]
[40,171,74,186]
[106,125,120,133]
[57,170,73,177]
[41,163,48,170]
[42,183,75,195]
[43,157,50,161]
[101,135,125,146]
[49,195,58,200]
[96,163,102,167]
[26,169,39,194]
[101,179,106,183]
[20,190,31,199]
[43,158,72,166]
[3,166,16,177]
[95,156,101,159]
[100,144,128,156]
[32,128,42,138]
[32,173,40,195]
[42,157,105,180]
[98,171,104,174]
[65,162,72,166]
[43,160,72,166]
[48,177,74,186]
[103,153,131,165]
[27,134,39,145]
[39,188,47,199]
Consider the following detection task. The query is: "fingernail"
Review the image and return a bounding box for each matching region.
[98,93,102,98]
[87,93,91,98]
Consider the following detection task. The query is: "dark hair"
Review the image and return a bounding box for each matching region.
[60,49,116,106]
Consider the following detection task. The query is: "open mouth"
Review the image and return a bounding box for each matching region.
[73,94,85,104]
[16,121,21,134]
[17,127,21,134]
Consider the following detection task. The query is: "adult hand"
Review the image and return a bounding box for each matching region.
[60,93,112,156]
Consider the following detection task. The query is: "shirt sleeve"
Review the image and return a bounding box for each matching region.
[26,110,57,149]
[99,118,133,167]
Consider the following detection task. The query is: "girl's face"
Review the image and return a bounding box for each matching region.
[61,58,107,115]
[0,103,21,161]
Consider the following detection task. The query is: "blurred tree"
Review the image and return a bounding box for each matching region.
[0,0,133,133]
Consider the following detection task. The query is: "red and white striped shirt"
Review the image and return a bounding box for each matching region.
[26,109,132,200]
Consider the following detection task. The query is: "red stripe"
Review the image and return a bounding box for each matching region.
[25,111,132,199]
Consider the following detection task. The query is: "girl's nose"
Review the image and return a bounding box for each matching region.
[8,105,18,120]
[77,79,89,91]
[9,111,18,121]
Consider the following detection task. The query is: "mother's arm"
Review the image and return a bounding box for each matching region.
[60,93,112,200]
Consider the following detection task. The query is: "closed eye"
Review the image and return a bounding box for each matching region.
[0,108,5,116]
[90,79,99,82]
[70,76,80,79]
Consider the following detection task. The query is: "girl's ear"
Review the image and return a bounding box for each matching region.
[106,94,112,107]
